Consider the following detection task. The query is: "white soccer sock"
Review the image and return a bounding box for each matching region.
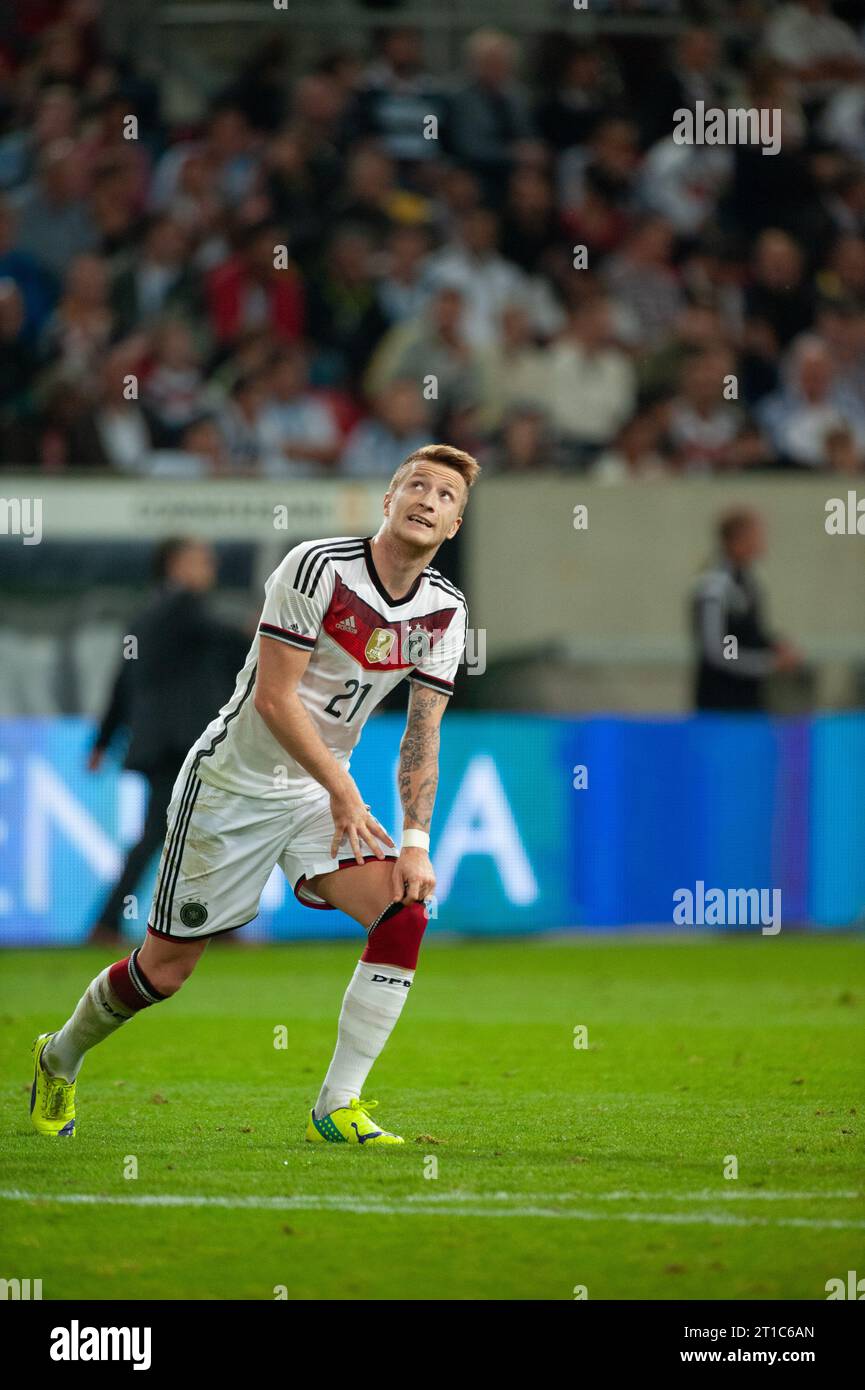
[314,959,414,1118]
[43,966,136,1082]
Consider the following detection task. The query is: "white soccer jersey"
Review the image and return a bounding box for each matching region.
[189,535,468,800]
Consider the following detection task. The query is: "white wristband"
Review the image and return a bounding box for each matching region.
[401,828,430,851]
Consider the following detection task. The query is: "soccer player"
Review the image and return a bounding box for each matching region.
[30,444,479,1145]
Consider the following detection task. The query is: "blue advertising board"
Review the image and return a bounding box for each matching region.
[0,713,862,944]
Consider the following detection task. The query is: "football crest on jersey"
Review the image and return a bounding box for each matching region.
[365,627,396,663]
[323,571,457,670]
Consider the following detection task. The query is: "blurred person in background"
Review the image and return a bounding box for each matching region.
[691,508,803,713]
[366,281,484,431]
[148,414,233,478]
[341,379,429,476]
[110,213,199,338]
[86,537,249,946]
[823,422,864,473]
[257,343,341,476]
[206,217,304,350]
[9,137,97,283]
[216,366,272,473]
[744,229,816,353]
[757,333,865,468]
[540,293,636,467]
[349,26,446,171]
[667,347,759,475]
[591,402,673,482]
[141,317,208,444]
[447,29,538,204]
[37,250,113,377]
[0,279,38,426]
[305,223,388,386]
[0,196,55,341]
[375,222,432,326]
[603,215,684,350]
[481,403,564,474]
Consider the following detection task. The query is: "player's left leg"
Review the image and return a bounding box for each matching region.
[304,859,428,1145]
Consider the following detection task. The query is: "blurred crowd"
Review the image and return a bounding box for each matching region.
[1,0,865,480]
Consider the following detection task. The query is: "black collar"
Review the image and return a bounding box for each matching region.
[363,536,424,607]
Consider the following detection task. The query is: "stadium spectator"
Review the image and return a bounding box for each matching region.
[111,215,199,337]
[304,224,388,385]
[667,348,755,475]
[206,218,304,349]
[349,27,445,167]
[85,344,154,474]
[540,295,637,463]
[744,229,816,351]
[591,405,673,482]
[757,333,865,468]
[764,0,865,109]
[142,318,208,443]
[257,344,341,476]
[38,252,113,379]
[375,223,433,326]
[481,404,565,474]
[217,368,273,474]
[0,196,55,340]
[534,41,620,153]
[10,138,97,282]
[603,215,683,349]
[448,29,538,202]
[639,24,729,147]
[426,206,560,348]
[0,280,37,424]
[149,415,233,478]
[366,282,484,430]
[341,379,430,477]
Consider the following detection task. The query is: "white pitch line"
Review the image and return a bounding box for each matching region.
[402,1189,863,1204]
[0,1190,862,1231]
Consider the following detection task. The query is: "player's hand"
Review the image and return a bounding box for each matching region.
[329,778,395,864]
[87,748,104,772]
[392,847,435,906]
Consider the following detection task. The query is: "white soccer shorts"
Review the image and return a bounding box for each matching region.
[147,753,398,940]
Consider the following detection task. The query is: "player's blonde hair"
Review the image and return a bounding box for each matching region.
[388,444,481,516]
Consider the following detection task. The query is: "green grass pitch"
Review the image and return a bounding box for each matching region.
[1,934,863,1301]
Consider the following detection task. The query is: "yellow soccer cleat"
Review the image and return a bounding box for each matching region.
[29,1033,76,1137]
[305,1097,404,1146]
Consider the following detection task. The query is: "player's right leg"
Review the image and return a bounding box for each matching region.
[31,759,290,1135]
[30,932,209,1137]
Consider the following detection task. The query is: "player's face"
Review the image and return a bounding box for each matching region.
[387,465,464,550]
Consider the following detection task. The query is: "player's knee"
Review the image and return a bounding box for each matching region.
[361,899,429,971]
[134,939,202,1000]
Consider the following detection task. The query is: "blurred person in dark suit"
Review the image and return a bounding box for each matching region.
[86,537,249,946]
[691,508,802,712]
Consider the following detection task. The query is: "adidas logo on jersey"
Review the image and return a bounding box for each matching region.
[336,615,358,633]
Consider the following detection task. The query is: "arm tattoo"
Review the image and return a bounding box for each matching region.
[398,686,447,832]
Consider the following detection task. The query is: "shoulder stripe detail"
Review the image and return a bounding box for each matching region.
[294,539,364,594]
[410,671,454,695]
[309,546,364,598]
[426,577,467,611]
[259,622,316,649]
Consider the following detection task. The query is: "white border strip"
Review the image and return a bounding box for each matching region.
[1,1190,862,1230]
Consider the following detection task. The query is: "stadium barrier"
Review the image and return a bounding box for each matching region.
[1,711,862,944]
